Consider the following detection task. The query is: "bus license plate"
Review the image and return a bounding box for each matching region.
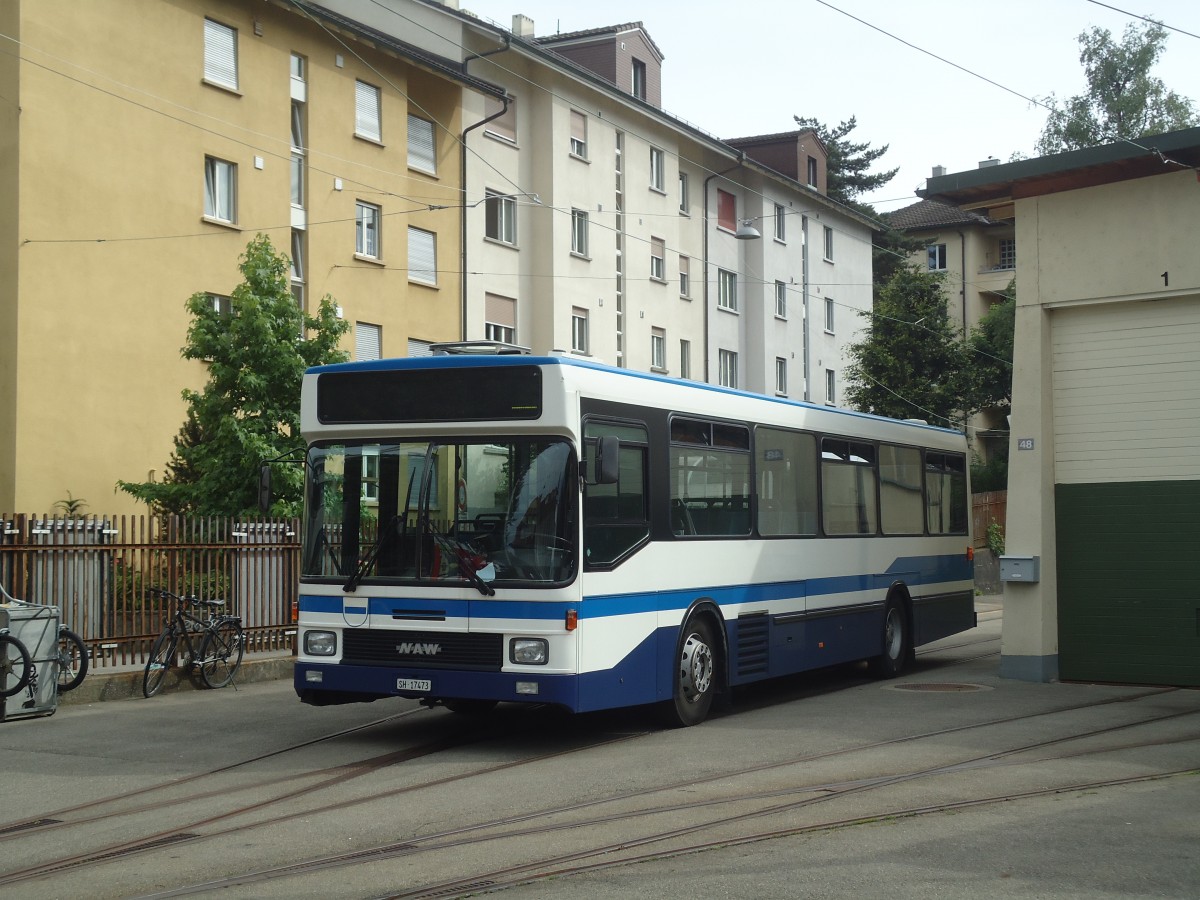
[396,678,432,692]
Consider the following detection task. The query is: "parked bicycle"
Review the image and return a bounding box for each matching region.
[142,588,244,698]
[0,586,89,701]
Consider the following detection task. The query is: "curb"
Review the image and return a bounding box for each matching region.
[59,655,295,705]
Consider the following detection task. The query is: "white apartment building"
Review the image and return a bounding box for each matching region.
[310,0,877,405]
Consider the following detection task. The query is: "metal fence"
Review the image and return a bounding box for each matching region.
[0,514,299,670]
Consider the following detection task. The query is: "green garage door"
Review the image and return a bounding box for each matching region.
[1053,297,1200,686]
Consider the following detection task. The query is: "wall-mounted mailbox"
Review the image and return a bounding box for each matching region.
[1000,555,1040,583]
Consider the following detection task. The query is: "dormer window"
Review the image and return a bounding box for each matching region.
[632,59,647,100]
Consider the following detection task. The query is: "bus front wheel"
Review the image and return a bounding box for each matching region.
[662,615,718,727]
[868,597,911,679]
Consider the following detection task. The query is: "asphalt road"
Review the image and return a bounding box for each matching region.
[1,602,1197,899]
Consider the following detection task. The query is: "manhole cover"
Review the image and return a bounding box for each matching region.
[885,682,992,693]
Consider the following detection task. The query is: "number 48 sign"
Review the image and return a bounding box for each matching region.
[1017,438,1035,451]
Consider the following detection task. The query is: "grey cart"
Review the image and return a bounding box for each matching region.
[0,591,62,721]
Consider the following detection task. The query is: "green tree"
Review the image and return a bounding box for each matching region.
[119,234,349,516]
[961,281,1015,415]
[792,115,918,289]
[793,115,898,207]
[844,266,970,427]
[1037,19,1198,154]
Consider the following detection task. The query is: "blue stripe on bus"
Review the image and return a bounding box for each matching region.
[300,554,971,621]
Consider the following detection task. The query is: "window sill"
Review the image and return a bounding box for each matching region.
[649,185,667,196]
[717,305,739,316]
[680,293,692,301]
[651,366,669,375]
[775,314,788,322]
[569,152,590,163]
[825,329,835,337]
[774,237,787,246]
[354,253,385,266]
[679,209,690,217]
[650,275,668,285]
[484,131,518,148]
[570,251,591,262]
[408,278,439,289]
[201,78,241,97]
[484,236,520,251]
[201,215,241,231]
[823,257,835,265]
[354,133,385,148]
[408,165,438,179]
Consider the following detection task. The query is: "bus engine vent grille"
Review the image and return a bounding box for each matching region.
[342,629,504,671]
[736,613,769,676]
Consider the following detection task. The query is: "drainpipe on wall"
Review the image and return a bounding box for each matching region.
[702,152,744,383]
[958,230,967,336]
[460,38,512,340]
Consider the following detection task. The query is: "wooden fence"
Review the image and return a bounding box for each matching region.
[0,514,299,670]
[972,491,1007,549]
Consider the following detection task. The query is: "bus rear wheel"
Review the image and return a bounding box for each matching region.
[662,616,717,727]
[868,597,910,679]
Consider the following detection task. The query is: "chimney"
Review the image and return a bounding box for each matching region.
[978,158,1000,168]
[931,165,946,178]
[512,14,535,38]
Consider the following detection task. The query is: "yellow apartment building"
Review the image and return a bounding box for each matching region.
[0,0,499,514]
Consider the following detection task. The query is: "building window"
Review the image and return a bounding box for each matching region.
[570,110,587,158]
[356,201,380,258]
[651,328,666,370]
[408,226,437,285]
[717,268,737,311]
[775,281,787,318]
[825,369,836,405]
[290,102,305,208]
[203,18,238,90]
[650,237,665,281]
[485,293,516,345]
[719,349,738,389]
[571,209,589,257]
[632,58,647,100]
[824,225,834,261]
[355,80,381,142]
[571,307,589,354]
[717,189,736,232]
[927,243,948,270]
[485,190,516,245]
[679,255,690,297]
[650,146,665,191]
[203,156,236,223]
[679,172,689,214]
[290,230,305,311]
[774,203,786,241]
[999,237,1016,269]
[679,340,691,379]
[825,296,835,333]
[775,358,788,396]
[807,156,818,187]
[484,94,517,143]
[407,115,435,173]
[355,322,382,361]
[210,293,232,316]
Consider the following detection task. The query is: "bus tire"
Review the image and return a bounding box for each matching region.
[661,614,718,727]
[868,596,910,679]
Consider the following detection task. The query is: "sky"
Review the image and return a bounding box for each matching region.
[456,0,1199,210]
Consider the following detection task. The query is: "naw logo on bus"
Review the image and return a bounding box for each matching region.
[396,641,442,656]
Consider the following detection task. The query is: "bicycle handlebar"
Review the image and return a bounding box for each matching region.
[147,587,226,609]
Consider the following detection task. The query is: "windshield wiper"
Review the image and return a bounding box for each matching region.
[422,519,496,597]
[343,514,399,593]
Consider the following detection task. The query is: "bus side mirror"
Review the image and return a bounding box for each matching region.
[595,435,620,485]
[258,464,272,514]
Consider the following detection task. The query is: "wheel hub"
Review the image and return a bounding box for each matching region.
[679,633,713,702]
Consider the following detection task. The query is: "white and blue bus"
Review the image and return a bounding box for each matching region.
[292,346,974,726]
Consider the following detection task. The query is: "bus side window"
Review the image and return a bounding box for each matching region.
[583,420,650,567]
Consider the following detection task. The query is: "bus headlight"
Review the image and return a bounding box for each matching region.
[510,638,548,665]
[304,630,337,656]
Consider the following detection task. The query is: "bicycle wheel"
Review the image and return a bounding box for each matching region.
[56,628,89,693]
[143,629,178,698]
[198,618,244,689]
[0,633,33,698]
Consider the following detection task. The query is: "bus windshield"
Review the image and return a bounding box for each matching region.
[302,438,577,589]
